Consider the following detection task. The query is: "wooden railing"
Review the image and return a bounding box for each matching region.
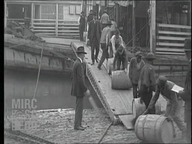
[156,23,191,55]
[32,19,79,38]
[6,18,79,39]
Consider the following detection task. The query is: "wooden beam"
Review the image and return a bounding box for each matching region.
[55,3,58,37]
[31,3,34,29]
[132,0,135,48]
[150,0,156,53]
[4,1,7,28]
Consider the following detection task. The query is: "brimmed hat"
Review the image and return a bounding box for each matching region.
[76,46,87,54]
[135,51,142,57]
[145,52,156,60]
[184,38,191,52]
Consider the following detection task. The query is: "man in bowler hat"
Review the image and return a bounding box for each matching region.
[71,46,90,130]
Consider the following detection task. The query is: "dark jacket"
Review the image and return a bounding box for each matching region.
[79,16,86,31]
[71,58,87,97]
[139,63,156,91]
[88,20,101,43]
[129,57,145,84]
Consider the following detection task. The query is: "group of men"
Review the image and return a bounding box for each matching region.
[79,9,126,71]
[75,9,191,143]
[129,39,191,143]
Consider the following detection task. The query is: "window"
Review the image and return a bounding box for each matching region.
[41,4,56,19]
[69,5,75,15]
[75,5,81,15]
[58,5,63,19]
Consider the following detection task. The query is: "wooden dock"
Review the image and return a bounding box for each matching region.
[38,38,168,130]
[70,41,167,130]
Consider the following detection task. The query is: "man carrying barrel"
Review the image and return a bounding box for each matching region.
[129,51,145,98]
[143,76,187,140]
[177,38,191,143]
[138,52,156,114]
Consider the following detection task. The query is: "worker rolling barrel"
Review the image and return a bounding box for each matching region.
[135,114,175,143]
[111,70,132,90]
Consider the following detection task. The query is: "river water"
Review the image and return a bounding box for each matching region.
[4,68,103,115]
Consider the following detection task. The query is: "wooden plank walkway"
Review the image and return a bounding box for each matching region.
[40,38,168,130]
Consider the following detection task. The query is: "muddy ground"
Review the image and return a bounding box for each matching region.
[4,106,188,144]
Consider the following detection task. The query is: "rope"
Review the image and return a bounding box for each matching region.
[97,122,113,144]
[125,19,150,48]
[33,42,45,99]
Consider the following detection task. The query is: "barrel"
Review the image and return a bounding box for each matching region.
[135,114,175,143]
[132,98,161,119]
[111,70,132,90]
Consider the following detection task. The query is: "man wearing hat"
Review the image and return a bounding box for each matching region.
[178,38,191,142]
[78,11,86,41]
[71,46,90,130]
[97,20,112,70]
[143,76,187,140]
[88,11,102,65]
[129,51,145,98]
[138,52,156,113]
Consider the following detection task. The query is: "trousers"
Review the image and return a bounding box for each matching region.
[98,43,108,68]
[74,97,84,128]
[165,98,186,137]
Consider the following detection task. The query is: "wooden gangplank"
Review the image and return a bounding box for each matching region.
[71,41,136,129]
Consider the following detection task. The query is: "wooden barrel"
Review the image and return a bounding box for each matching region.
[132,98,162,119]
[111,70,132,90]
[135,114,174,143]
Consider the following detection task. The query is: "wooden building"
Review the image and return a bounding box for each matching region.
[106,0,191,56]
[4,0,93,38]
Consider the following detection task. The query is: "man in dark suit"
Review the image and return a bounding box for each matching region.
[178,38,191,143]
[88,12,101,65]
[71,46,90,130]
[78,11,86,41]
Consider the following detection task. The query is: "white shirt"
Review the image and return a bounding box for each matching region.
[77,56,83,63]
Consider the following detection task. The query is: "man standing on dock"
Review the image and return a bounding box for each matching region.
[129,51,145,98]
[177,38,191,143]
[78,11,86,41]
[138,52,156,113]
[88,12,101,65]
[71,46,90,130]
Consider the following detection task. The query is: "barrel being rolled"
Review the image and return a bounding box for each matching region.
[135,114,175,143]
[111,70,132,90]
[132,98,161,119]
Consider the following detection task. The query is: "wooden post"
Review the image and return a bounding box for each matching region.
[132,0,135,48]
[4,1,7,28]
[189,0,191,25]
[31,3,34,30]
[55,3,58,37]
[150,0,156,53]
